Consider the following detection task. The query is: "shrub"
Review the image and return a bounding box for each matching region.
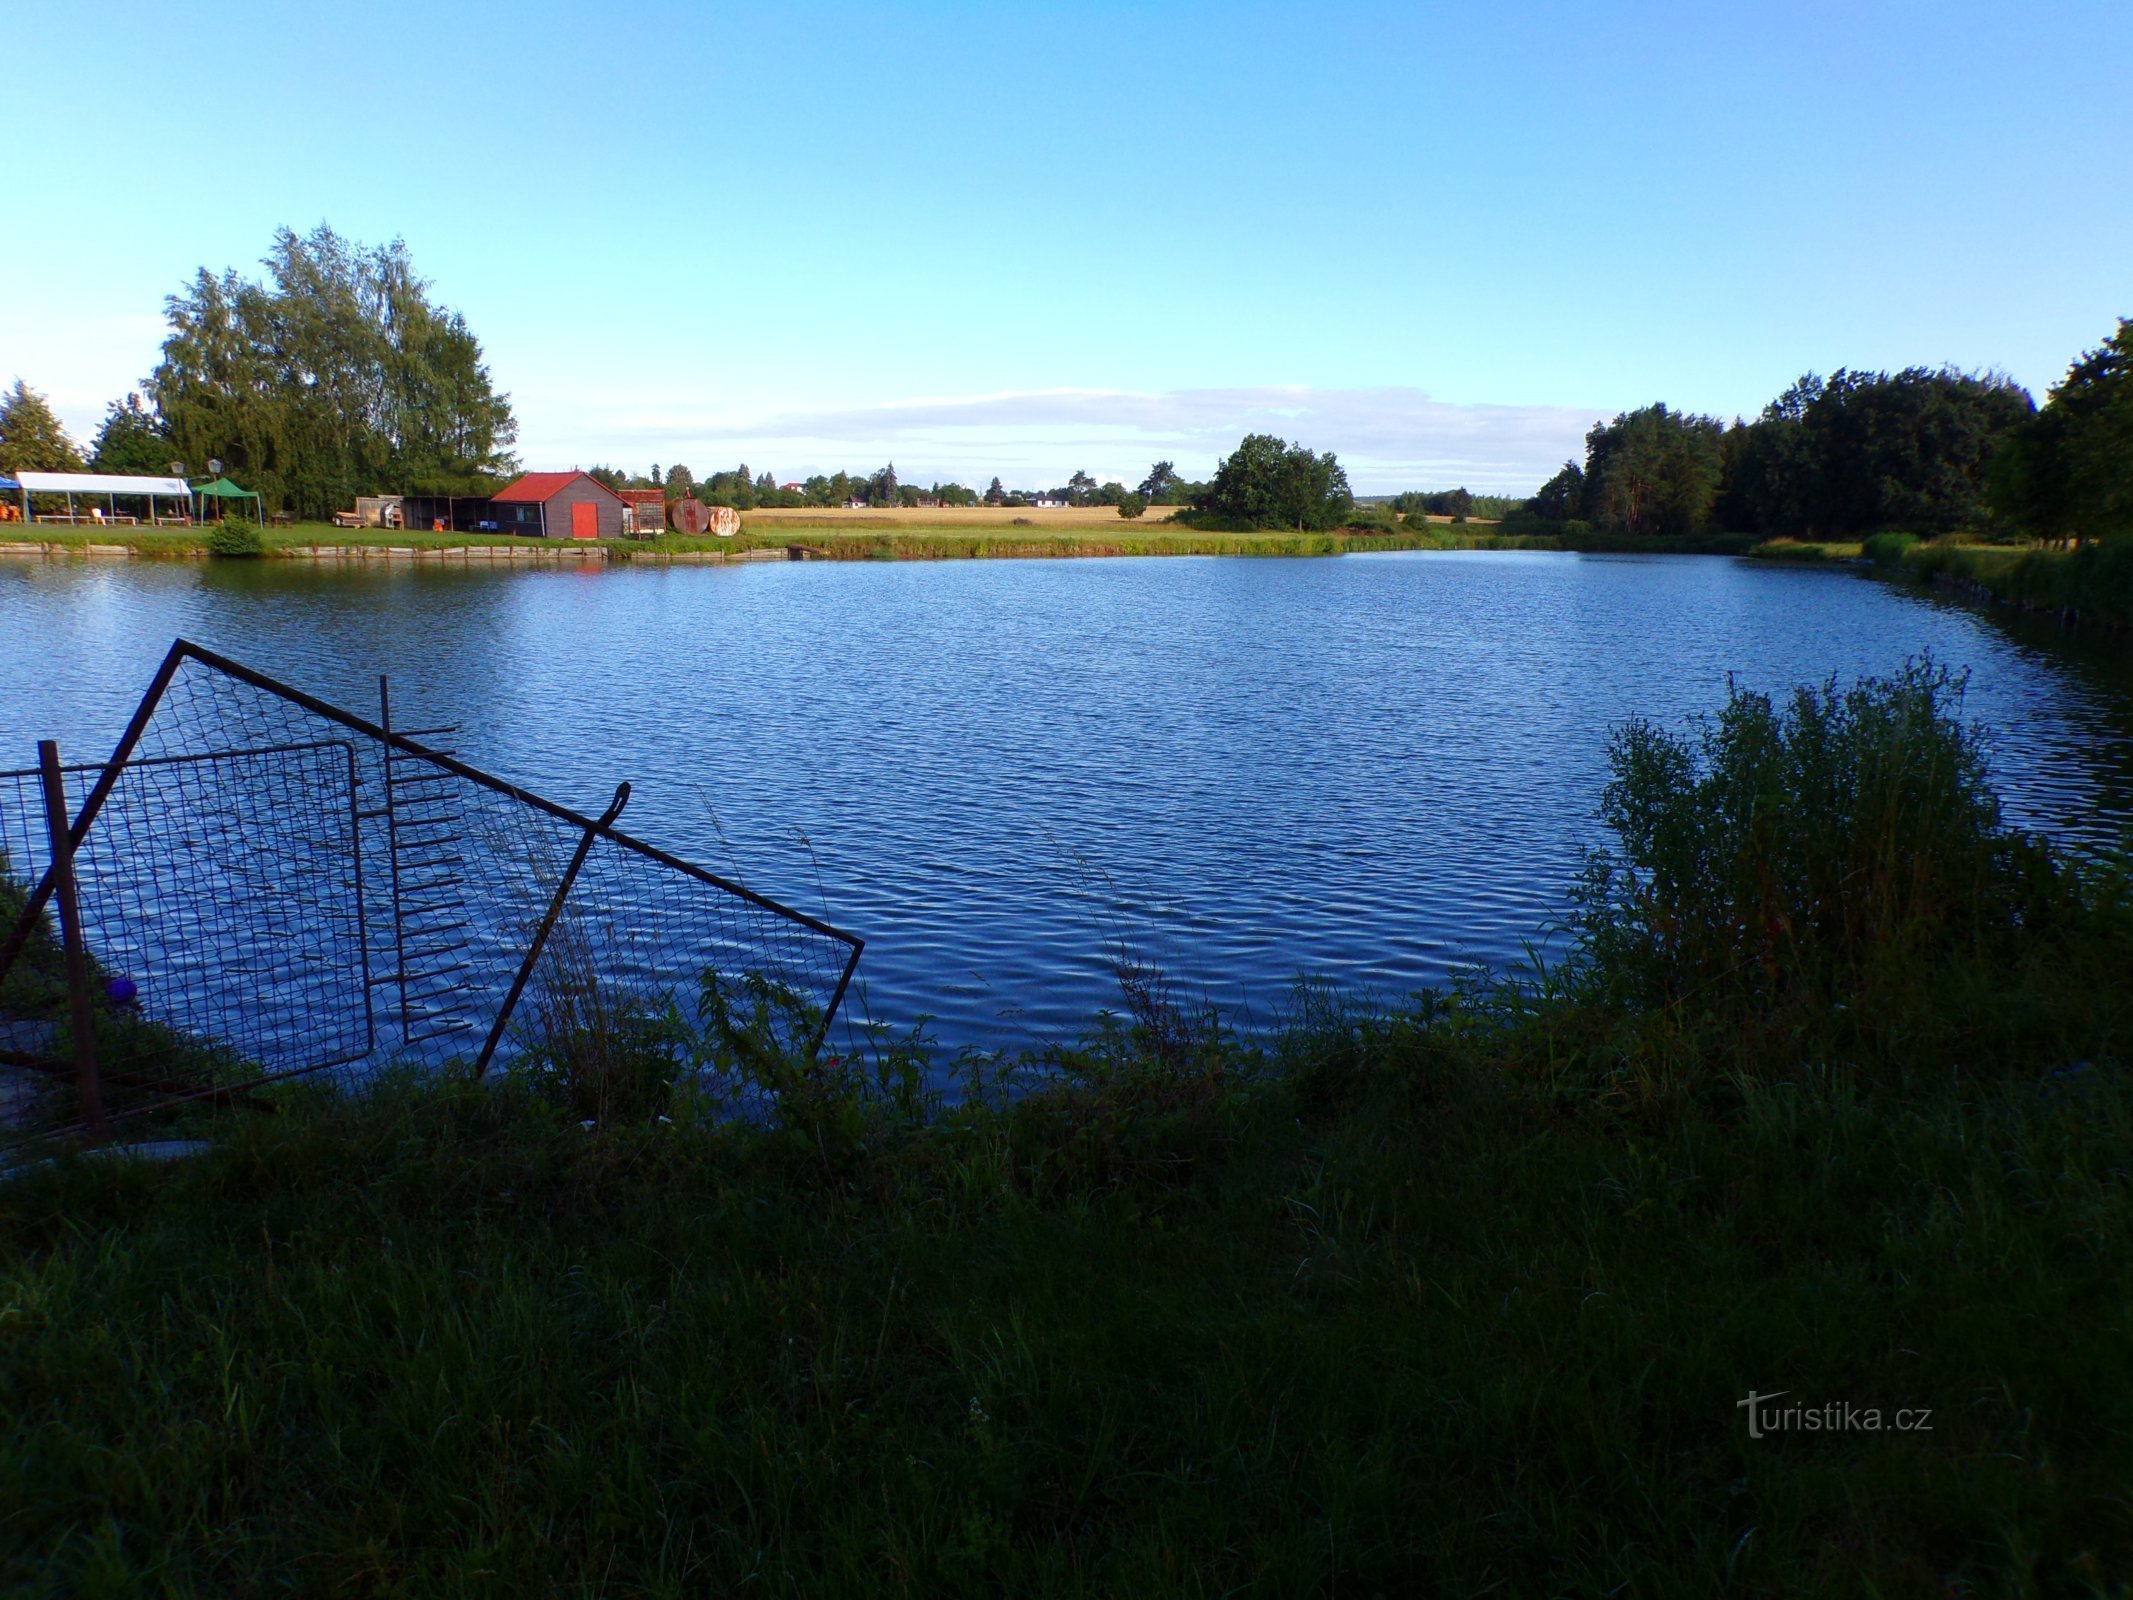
[1862,531,1922,567]
[205,516,265,557]
[1116,492,1148,520]
[1571,658,2069,1025]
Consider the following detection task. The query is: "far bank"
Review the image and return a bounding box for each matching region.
[0,514,1757,565]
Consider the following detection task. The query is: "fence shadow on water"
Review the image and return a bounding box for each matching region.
[0,639,863,1148]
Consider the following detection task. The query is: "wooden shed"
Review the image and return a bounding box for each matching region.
[616,488,666,536]
[490,472,629,539]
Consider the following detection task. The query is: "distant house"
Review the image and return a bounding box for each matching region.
[779,481,805,494]
[615,488,666,535]
[1031,498,1067,509]
[490,471,629,539]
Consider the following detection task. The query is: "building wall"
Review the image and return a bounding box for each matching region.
[545,478,627,538]
[494,478,628,538]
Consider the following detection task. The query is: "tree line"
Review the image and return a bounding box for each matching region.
[584,460,1214,517]
[1988,317,2132,541]
[1511,313,2130,541]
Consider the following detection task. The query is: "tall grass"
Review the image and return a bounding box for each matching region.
[1862,530,1922,567]
[2,666,2130,1592]
[1903,537,2133,631]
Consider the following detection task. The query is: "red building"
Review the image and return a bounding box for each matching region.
[490,472,629,539]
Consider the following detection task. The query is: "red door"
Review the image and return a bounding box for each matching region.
[570,501,598,539]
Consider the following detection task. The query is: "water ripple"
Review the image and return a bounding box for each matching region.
[2,550,2129,1047]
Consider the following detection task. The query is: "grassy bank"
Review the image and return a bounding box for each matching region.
[1745,537,1865,563]
[0,517,1762,564]
[4,664,2129,1594]
[0,521,1447,562]
[1898,539,2133,633]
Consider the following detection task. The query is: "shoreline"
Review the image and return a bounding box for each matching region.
[0,525,1759,565]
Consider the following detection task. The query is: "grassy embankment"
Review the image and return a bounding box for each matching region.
[1744,537,1866,563]
[1894,539,2133,633]
[4,664,2129,1594]
[1744,530,2133,634]
[1,507,1762,563]
[0,511,1441,562]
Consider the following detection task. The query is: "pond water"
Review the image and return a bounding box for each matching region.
[2,550,2129,1049]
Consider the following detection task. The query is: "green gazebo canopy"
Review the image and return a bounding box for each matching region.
[192,477,264,519]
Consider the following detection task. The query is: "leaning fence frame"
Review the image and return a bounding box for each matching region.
[0,639,866,1104]
[1,734,382,1139]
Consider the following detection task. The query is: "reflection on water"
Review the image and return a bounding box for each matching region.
[2,550,2128,1047]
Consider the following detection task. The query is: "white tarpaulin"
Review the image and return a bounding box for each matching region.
[14,472,191,496]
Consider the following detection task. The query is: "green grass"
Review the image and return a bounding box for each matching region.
[1863,531,1924,568]
[0,522,565,556]
[2,521,1770,563]
[1745,538,1865,563]
[6,1033,2129,1595]
[0,520,1442,561]
[1900,539,2133,633]
[3,665,2130,1593]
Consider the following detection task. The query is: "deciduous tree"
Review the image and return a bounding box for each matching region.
[1990,319,2133,541]
[1196,434,1353,530]
[151,226,518,516]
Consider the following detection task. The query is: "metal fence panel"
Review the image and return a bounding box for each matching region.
[0,639,862,1146]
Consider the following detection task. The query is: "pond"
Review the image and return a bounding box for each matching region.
[2,549,2129,1049]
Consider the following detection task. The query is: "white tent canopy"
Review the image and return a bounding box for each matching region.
[15,472,191,496]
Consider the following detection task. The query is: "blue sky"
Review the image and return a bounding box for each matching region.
[5,0,2127,492]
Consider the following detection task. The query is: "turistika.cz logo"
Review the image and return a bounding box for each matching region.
[1737,1391,1933,1440]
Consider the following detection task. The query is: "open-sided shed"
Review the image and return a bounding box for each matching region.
[12,471,196,525]
[615,489,666,536]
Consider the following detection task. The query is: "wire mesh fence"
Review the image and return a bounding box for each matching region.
[0,640,863,1147]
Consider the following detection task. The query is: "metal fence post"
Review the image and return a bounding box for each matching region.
[36,741,106,1135]
[471,782,631,1078]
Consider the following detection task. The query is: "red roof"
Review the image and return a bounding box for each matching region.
[615,488,664,506]
[493,471,623,504]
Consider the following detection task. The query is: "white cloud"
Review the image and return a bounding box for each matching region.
[515,385,1602,494]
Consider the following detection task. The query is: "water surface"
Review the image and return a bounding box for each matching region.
[2,550,2127,1046]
